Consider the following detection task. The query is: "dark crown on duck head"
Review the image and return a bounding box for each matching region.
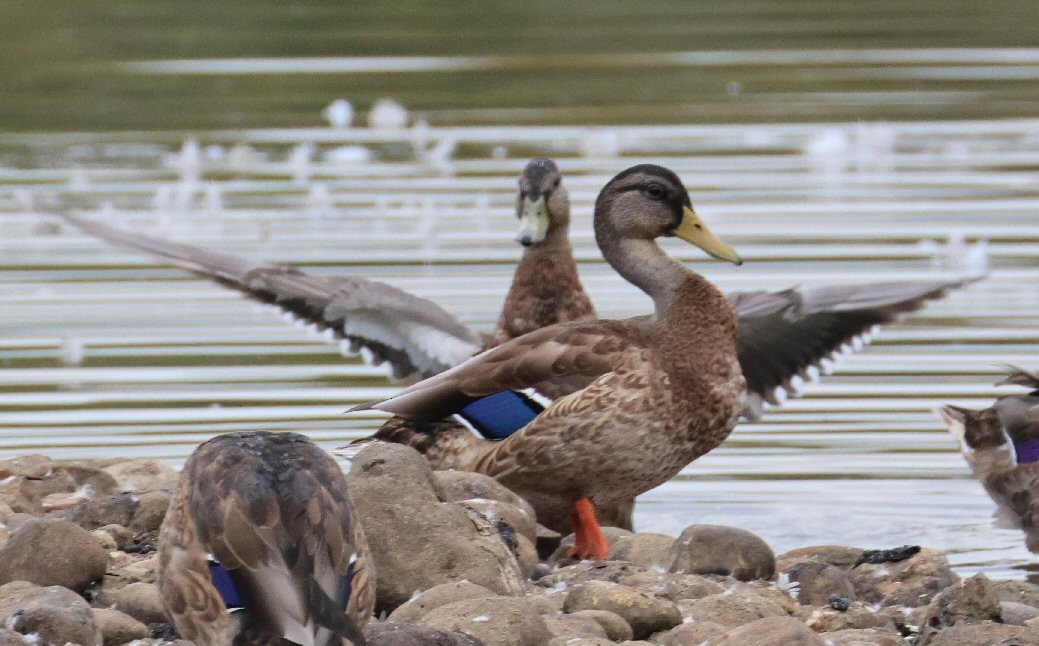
[522,158,561,197]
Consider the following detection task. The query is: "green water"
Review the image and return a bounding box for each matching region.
[4,0,1039,132]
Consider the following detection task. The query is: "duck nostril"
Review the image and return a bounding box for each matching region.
[519,237,533,247]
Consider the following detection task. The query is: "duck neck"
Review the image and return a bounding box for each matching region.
[602,237,692,317]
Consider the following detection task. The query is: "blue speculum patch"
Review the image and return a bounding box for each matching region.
[458,390,544,439]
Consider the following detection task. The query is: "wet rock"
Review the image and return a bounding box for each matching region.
[568,609,633,641]
[543,612,608,638]
[563,580,682,639]
[387,581,497,623]
[653,620,727,645]
[454,498,537,545]
[0,583,102,646]
[0,454,55,479]
[112,581,168,624]
[363,621,485,646]
[782,559,856,606]
[915,572,1001,636]
[421,596,552,646]
[777,545,864,570]
[0,518,108,591]
[847,547,958,607]
[62,492,139,530]
[94,607,151,645]
[714,615,826,646]
[608,533,675,568]
[347,443,525,610]
[515,534,539,579]
[681,591,789,628]
[434,470,536,520]
[921,622,1039,646]
[730,580,803,615]
[821,627,905,646]
[668,524,776,581]
[1001,601,1039,625]
[129,491,169,533]
[551,527,634,563]
[102,459,179,492]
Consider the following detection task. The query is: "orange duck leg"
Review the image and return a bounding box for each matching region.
[567,497,610,560]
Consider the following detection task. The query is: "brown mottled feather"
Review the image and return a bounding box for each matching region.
[355,164,746,537]
[940,366,1039,552]
[157,431,374,646]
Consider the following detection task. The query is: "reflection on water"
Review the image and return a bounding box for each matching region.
[1,1,1039,581]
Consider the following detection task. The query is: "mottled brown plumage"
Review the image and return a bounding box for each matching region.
[354,165,745,555]
[157,431,374,646]
[485,158,596,353]
[939,366,1039,551]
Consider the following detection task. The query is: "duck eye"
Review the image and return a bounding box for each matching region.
[645,183,665,199]
[553,177,561,188]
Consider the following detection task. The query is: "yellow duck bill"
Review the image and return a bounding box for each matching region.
[673,205,742,265]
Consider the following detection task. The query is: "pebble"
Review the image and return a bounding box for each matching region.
[0,518,108,591]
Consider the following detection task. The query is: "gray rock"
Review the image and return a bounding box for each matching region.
[348,443,525,610]
[129,490,170,532]
[0,628,24,646]
[93,607,151,645]
[915,572,1001,635]
[659,573,726,602]
[568,609,633,641]
[777,545,864,570]
[543,612,608,639]
[62,492,139,530]
[112,581,168,624]
[102,459,180,492]
[995,580,1039,608]
[421,596,552,646]
[821,627,909,645]
[669,524,776,581]
[714,615,826,645]
[800,604,898,633]
[682,591,789,628]
[922,622,1039,646]
[1002,601,1039,626]
[364,621,485,646]
[454,498,537,544]
[563,580,682,640]
[782,559,856,606]
[434,471,536,520]
[551,527,633,563]
[608,533,676,568]
[654,620,727,645]
[547,639,613,646]
[536,561,650,589]
[847,547,958,608]
[387,580,497,623]
[0,518,108,591]
[0,583,102,646]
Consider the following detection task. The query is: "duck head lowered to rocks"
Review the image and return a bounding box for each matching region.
[352,164,745,560]
[157,431,375,646]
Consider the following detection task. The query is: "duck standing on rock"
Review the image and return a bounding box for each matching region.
[157,431,374,646]
[939,366,1039,551]
[353,164,746,560]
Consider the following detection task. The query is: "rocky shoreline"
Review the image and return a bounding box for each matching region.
[1,443,1038,646]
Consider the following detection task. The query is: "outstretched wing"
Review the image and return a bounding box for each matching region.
[353,319,645,420]
[168,432,373,646]
[59,212,481,379]
[732,278,975,419]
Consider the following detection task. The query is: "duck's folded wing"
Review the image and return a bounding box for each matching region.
[188,437,369,645]
[732,278,974,420]
[352,319,641,420]
[59,211,481,379]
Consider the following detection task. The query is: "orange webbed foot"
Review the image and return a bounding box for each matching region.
[566,497,610,560]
